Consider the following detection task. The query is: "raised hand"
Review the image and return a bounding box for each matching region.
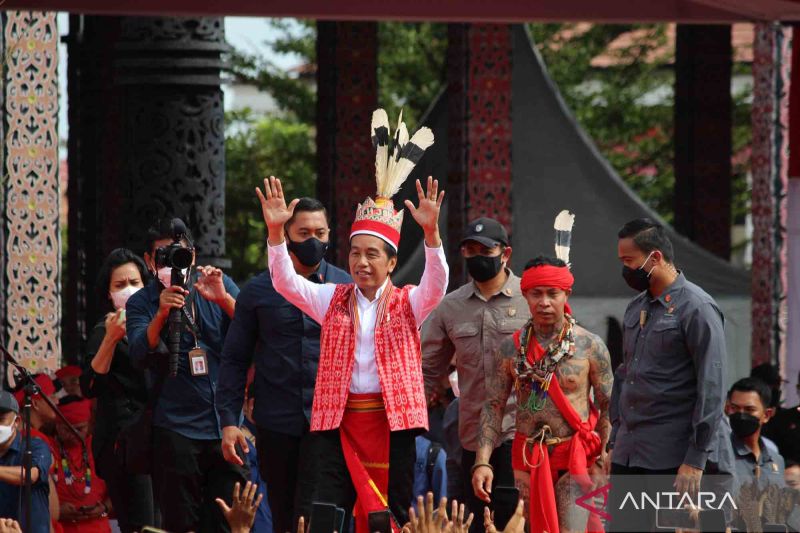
[195,266,227,303]
[256,176,300,244]
[216,481,264,533]
[446,499,474,533]
[104,309,126,343]
[404,177,444,247]
[484,500,525,533]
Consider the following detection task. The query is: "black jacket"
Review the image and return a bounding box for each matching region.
[80,320,150,463]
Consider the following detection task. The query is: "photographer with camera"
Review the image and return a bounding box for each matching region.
[127,218,247,533]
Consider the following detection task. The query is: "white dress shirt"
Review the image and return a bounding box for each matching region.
[268,240,449,392]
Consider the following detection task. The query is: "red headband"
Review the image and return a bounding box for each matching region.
[520,265,574,315]
[60,399,91,425]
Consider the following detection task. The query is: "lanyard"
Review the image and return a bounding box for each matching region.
[181,291,202,348]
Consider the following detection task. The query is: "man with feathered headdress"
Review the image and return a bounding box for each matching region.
[256,109,448,532]
[472,212,614,533]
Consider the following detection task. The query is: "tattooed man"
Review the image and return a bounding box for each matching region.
[472,256,613,533]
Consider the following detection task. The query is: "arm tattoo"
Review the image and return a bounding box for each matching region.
[588,334,613,447]
[477,336,516,456]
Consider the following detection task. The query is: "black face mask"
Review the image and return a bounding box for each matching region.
[287,237,328,267]
[729,412,761,438]
[466,255,503,282]
[621,252,654,292]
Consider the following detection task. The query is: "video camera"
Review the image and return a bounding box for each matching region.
[154,218,194,273]
[156,218,194,377]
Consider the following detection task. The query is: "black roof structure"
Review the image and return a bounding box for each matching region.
[394,25,750,298]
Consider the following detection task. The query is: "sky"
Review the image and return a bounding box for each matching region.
[56,15,302,143]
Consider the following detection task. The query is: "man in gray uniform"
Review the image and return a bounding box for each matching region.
[422,217,529,531]
[608,218,731,531]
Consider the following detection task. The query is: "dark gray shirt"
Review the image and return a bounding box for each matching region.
[610,273,727,470]
[731,435,786,494]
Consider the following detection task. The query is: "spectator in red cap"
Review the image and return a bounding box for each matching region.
[55,367,83,398]
[53,396,111,533]
[12,374,64,532]
[12,373,57,444]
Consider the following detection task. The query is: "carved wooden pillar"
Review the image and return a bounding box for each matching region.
[751,23,791,367]
[316,21,378,267]
[674,24,733,259]
[447,24,513,287]
[115,17,229,267]
[65,15,123,358]
[1,11,60,374]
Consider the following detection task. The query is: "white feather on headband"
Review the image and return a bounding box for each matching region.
[554,210,575,267]
[370,108,434,200]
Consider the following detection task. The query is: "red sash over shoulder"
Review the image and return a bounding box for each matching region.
[511,329,603,533]
[311,282,429,432]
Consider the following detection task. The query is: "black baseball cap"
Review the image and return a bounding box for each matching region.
[460,217,509,248]
[0,390,19,414]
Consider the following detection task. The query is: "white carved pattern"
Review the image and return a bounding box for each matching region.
[3,11,60,372]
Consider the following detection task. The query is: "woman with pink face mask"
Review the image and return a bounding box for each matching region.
[79,248,155,533]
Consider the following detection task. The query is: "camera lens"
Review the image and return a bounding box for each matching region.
[170,247,194,269]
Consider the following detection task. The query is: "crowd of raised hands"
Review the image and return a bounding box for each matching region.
[403,493,525,533]
[295,492,525,533]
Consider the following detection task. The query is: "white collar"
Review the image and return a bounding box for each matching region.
[355,277,391,305]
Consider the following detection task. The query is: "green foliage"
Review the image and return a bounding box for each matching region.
[224,110,315,282]
[226,20,753,277]
[225,20,447,281]
[528,23,751,226]
[377,23,448,132]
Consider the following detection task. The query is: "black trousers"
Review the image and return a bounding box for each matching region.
[606,463,679,532]
[460,441,514,533]
[95,444,155,533]
[256,427,319,533]
[153,427,249,533]
[314,428,418,531]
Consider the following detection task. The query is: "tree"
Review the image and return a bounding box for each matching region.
[226,20,447,281]
[528,23,751,227]
[226,20,753,279]
[224,110,316,282]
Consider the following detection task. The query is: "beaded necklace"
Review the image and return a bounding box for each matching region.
[53,438,92,495]
[515,315,576,412]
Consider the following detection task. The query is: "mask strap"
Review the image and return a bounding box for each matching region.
[640,251,655,276]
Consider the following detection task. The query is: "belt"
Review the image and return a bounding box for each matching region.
[521,425,573,468]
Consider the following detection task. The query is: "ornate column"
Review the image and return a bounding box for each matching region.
[115,17,228,266]
[65,15,123,358]
[674,24,733,259]
[316,21,378,267]
[784,23,799,406]
[750,23,791,368]
[1,12,60,373]
[446,24,513,287]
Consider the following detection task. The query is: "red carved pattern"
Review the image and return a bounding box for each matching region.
[446,24,512,287]
[750,23,791,365]
[331,22,378,267]
[466,24,512,228]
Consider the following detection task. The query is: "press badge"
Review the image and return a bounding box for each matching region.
[189,348,208,377]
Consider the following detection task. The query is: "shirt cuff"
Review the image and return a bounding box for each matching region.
[683,444,710,470]
[267,239,289,261]
[219,410,240,429]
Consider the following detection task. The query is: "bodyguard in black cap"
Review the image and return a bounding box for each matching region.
[0,390,52,533]
[422,217,530,532]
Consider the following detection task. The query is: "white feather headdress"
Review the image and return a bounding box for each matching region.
[352,109,435,250]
